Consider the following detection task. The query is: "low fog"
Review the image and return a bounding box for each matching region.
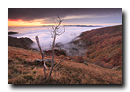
[8,26,101,55]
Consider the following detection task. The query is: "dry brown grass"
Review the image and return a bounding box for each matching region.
[72,55,84,63]
[8,46,122,84]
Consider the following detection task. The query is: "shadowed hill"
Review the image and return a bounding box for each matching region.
[8,36,33,49]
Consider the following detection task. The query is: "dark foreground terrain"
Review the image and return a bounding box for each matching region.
[8,46,122,84]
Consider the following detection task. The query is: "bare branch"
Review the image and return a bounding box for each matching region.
[35,36,47,78]
[57,15,60,20]
[56,26,65,36]
[57,15,64,22]
[52,25,55,31]
[52,20,57,25]
[52,20,58,26]
[54,57,67,68]
[62,26,65,34]
[48,27,53,36]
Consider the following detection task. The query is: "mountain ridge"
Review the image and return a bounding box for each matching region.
[72,25,122,69]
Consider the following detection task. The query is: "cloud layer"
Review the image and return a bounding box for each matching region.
[8,8,122,26]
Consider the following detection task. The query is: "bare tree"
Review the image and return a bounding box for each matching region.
[49,15,65,77]
[35,15,65,78]
[35,36,47,78]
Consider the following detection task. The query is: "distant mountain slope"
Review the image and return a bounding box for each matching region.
[8,31,18,35]
[73,25,122,68]
[8,36,33,49]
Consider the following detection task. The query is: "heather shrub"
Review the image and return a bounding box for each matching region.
[103,63,113,69]
[84,57,90,62]
[67,56,73,60]
[98,61,105,67]
[77,56,84,63]
[59,55,65,59]
[94,60,113,69]
[73,55,84,63]
[22,74,34,81]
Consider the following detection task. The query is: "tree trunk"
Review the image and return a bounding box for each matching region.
[49,32,56,77]
[35,36,47,78]
[49,15,65,77]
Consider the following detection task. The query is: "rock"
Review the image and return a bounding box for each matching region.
[83,61,88,66]
[45,59,55,63]
[112,66,122,70]
[35,59,55,63]
[35,59,42,63]
[55,42,64,47]
[23,54,27,56]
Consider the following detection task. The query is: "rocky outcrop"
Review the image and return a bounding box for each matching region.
[35,59,56,63]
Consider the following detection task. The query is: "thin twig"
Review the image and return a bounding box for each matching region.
[54,57,67,68]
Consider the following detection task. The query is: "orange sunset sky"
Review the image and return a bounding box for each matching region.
[8,8,122,27]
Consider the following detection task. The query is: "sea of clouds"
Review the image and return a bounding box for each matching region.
[8,26,102,50]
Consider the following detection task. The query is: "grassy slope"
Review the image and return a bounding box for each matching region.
[74,25,122,69]
[8,46,122,84]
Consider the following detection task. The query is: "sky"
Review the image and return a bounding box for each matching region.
[8,8,122,26]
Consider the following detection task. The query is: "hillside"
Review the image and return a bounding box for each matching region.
[8,36,33,49]
[8,46,122,84]
[73,25,122,69]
